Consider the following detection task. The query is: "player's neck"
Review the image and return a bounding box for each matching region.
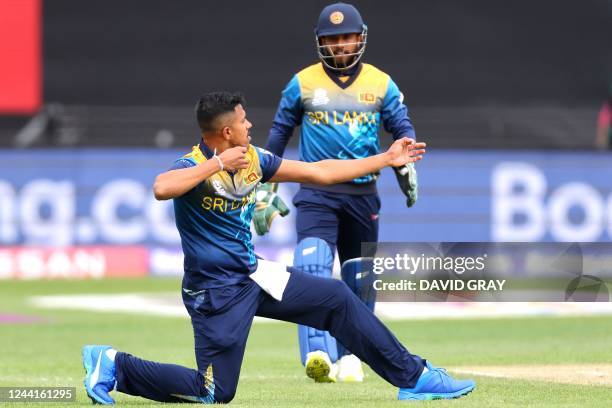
[200,137,231,155]
[323,61,362,78]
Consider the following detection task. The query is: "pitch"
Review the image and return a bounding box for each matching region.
[1,278,611,407]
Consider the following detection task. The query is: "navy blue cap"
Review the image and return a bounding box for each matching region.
[315,3,365,37]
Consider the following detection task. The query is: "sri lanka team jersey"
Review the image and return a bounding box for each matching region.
[271,62,415,184]
[170,142,282,289]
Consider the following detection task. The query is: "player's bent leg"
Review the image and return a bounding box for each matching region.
[96,346,238,404]
[187,311,252,404]
[293,237,339,383]
[183,281,261,403]
[82,345,215,404]
[83,282,261,404]
[114,351,216,403]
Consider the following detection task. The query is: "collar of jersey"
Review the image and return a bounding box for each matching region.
[322,62,363,90]
[198,141,215,160]
[198,140,238,176]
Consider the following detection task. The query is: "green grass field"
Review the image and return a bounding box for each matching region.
[1,278,611,407]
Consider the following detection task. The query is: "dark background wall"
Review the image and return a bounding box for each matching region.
[44,0,610,108]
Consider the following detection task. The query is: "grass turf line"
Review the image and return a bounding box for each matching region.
[0,278,611,407]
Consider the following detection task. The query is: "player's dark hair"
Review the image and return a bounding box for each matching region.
[195,92,246,133]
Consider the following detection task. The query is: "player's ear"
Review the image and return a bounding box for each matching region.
[221,126,231,140]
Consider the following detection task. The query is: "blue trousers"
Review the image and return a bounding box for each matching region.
[294,188,380,264]
[115,271,424,404]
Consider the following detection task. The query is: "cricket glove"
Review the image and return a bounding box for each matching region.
[393,163,418,207]
[253,182,290,236]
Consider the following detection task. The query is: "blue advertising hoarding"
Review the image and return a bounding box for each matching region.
[0,148,610,276]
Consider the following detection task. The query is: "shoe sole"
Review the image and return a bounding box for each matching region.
[305,355,336,383]
[398,384,476,401]
[82,346,107,405]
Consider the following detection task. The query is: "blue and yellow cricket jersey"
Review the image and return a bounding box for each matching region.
[170,142,282,289]
[267,62,414,185]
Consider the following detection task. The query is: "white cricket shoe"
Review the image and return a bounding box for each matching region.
[305,351,337,383]
[337,354,364,382]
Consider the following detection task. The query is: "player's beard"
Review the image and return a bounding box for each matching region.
[334,53,356,69]
[323,46,358,70]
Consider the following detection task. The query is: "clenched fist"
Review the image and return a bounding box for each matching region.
[216,146,249,172]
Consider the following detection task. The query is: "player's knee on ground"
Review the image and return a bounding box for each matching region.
[214,388,236,404]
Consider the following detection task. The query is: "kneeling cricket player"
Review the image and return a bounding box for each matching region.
[81,92,475,404]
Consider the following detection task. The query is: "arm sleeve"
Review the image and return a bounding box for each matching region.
[257,147,283,183]
[168,158,196,171]
[265,75,303,157]
[381,78,416,140]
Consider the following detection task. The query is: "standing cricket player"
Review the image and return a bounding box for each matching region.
[81,92,474,404]
[253,2,418,382]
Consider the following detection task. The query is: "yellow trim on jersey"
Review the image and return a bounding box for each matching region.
[296,62,391,99]
[183,144,207,164]
[210,144,262,188]
[241,145,261,182]
[180,144,263,197]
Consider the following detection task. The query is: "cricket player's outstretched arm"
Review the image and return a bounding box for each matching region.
[153,146,248,200]
[269,137,426,185]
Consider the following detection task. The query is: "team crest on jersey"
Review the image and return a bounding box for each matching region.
[359,92,376,104]
[245,172,259,184]
[330,11,344,24]
[312,88,330,106]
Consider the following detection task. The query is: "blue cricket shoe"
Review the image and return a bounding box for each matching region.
[398,362,475,401]
[82,345,116,405]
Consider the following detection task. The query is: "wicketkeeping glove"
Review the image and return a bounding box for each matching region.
[393,163,418,207]
[253,182,290,236]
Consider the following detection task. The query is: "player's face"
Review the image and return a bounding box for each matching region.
[227,104,252,148]
[320,33,362,68]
